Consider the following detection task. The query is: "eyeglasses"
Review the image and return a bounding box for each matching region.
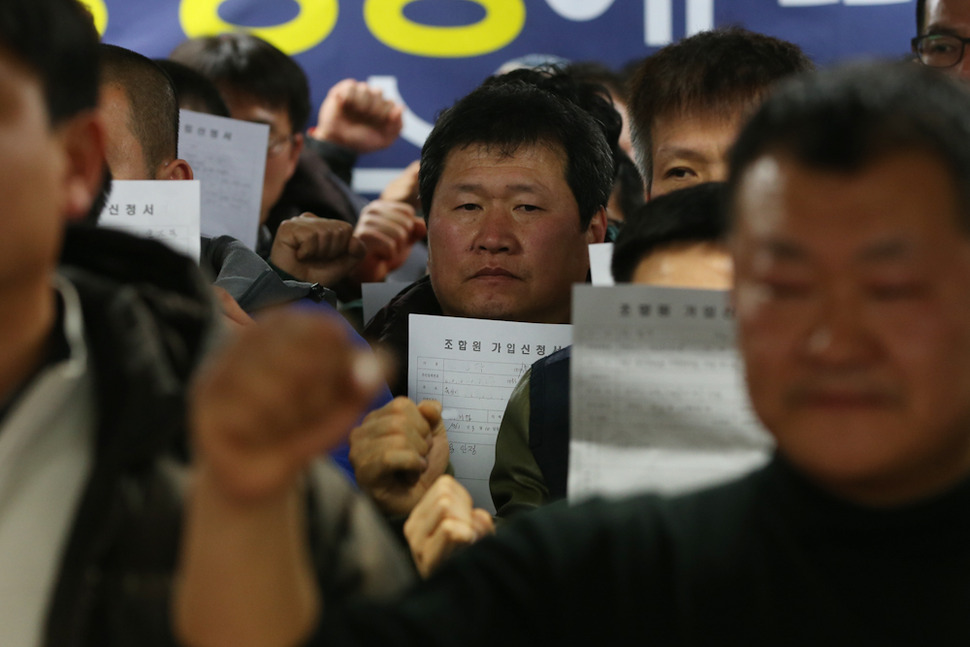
[267,133,294,157]
[912,33,970,68]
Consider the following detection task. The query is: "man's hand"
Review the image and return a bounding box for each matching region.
[270,213,366,287]
[349,397,449,516]
[309,79,403,154]
[190,309,382,505]
[379,160,421,210]
[352,200,427,283]
[212,286,254,330]
[180,311,381,647]
[404,475,495,578]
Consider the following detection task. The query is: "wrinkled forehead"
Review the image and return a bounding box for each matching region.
[652,104,744,136]
[650,98,758,147]
[445,138,568,169]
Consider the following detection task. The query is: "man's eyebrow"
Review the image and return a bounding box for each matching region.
[754,238,915,264]
[856,239,914,263]
[758,239,808,261]
[924,25,965,37]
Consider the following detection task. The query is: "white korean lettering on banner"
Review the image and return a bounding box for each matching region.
[779,0,908,5]
[645,0,714,47]
[545,0,616,21]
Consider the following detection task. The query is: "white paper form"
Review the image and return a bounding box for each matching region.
[99,180,201,261]
[178,110,268,251]
[589,242,615,286]
[568,284,773,502]
[408,314,572,513]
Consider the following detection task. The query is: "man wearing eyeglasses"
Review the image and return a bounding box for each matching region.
[913,0,970,81]
[170,34,425,291]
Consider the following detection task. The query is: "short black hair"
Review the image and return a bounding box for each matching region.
[495,66,623,174]
[100,44,180,177]
[612,153,646,222]
[628,27,814,188]
[564,60,628,103]
[155,59,230,118]
[169,33,310,133]
[917,0,927,34]
[419,73,615,230]
[611,182,726,283]
[726,61,970,233]
[0,0,99,125]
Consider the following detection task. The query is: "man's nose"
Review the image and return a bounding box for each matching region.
[801,289,877,367]
[473,209,518,253]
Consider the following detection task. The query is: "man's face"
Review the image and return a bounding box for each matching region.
[922,0,970,82]
[221,89,302,225]
[427,142,602,324]
[732,150,970,505]
[649,111,742,199]
[99,83,152,179]
[0,51,77,287]
[632,242,732,289]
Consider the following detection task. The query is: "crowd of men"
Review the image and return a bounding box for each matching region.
[4,0,970,645]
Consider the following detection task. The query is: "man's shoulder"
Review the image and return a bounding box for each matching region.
[490,463,774,586]
[61,226,208,297]
[533,345,572,371]
[61,227,214,357]
[556,464,769,536]
[364,275,440,342]
[363,276,440,396]
[59,226,216,452]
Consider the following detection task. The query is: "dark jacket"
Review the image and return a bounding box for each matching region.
[45,225,214,646]
[43,226,413,646]
[317,456,970,645]
[201,234,335,312]
[364,275,442,397]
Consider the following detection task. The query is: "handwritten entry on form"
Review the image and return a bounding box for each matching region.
[568,285,773,503]
[408,314,572,513]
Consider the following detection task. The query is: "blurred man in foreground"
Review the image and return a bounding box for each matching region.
[179,61,970,645]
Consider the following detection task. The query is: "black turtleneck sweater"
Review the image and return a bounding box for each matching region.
[319,454,970,645]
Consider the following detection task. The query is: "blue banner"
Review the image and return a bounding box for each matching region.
[90,0,918,190]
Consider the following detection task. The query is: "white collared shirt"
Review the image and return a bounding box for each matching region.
[0,276,96,647]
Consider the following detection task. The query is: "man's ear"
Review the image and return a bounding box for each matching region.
[158,158,194,181]
[585,206,608,244]
[59,110,107,223]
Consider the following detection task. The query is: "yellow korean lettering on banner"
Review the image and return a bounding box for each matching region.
[364,0,525,58]
[179,0,337,55]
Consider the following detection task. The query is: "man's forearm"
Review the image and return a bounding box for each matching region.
[175,469,320,647]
